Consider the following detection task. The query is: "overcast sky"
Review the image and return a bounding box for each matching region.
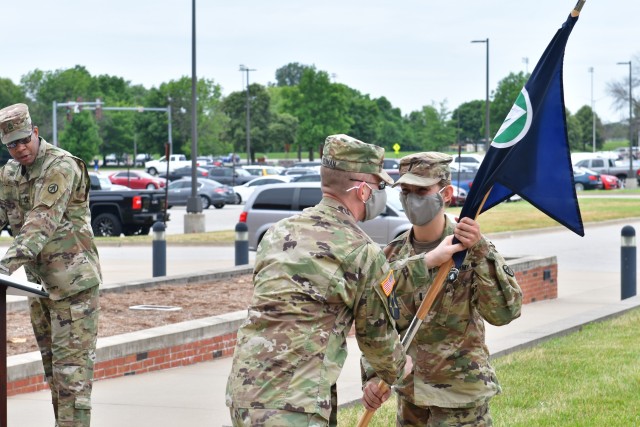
[4,0,638,125]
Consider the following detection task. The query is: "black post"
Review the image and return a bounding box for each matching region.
[235,222,249,266]
[1,286,6,427]
[153,221,167,277]
[621,225,636,300]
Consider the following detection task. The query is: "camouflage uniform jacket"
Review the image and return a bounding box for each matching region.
[0,139,101,299]
[363,216,522,408]
[226,197,421,420]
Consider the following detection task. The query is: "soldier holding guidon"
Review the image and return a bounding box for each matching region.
[226,135,464,426]
[361,152,523,426]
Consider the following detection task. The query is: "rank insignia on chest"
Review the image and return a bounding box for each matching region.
[380,270,395,297]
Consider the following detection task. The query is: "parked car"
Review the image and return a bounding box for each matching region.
[160,166,210,182]
[166,178,234,209]
[109,170,166,189]
[291,173,321,183]
[134,153,152,166]
[89,172,129,191]
[281,167,319,176]
[202,166,254,186]
[239,183,411,250]
[242,165,282,177]
[450,185,468,207]
[451,153,484,172]
[573,167,603,191]
[600,174,623,190]
[383,158,400,170]
[233,176,291,204]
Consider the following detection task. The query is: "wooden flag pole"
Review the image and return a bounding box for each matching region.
[357,189,491,427]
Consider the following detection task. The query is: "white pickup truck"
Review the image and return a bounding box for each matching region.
[145,154,191,175]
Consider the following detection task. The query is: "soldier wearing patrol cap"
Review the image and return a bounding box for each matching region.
[361,152,523,426]
[226,136,464,426]
[0,103,101,427]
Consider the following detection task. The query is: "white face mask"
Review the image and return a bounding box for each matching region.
[400,188,444,226]
[347,181,388,221]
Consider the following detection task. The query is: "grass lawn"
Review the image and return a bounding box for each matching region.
[338,307,640,426]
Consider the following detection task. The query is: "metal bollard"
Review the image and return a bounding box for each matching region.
[621,225,636,300]
[152,220,167,277]
[235,222,249,266]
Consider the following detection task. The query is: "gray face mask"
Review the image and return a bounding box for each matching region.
[364,187,388,221]
[400,188,444,226]
[347,181,388,222]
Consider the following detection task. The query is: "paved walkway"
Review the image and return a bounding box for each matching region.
[6,219,640,426]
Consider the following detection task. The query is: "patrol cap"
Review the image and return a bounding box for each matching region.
[322,134,393,185]
[393,152,452,187]
[0,103,32,145]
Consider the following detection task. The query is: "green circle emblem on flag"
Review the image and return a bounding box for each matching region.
[491,87,533,148]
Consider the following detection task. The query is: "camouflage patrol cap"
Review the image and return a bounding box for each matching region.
[0,103,32,145]
[393,152,452,187]
[322,134,393,185]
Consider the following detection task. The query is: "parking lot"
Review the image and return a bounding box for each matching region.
[164,204,245,234]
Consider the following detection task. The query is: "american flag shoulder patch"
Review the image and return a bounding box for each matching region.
[380,270,395,297]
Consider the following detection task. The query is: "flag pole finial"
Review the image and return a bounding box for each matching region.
[572,0,586,16]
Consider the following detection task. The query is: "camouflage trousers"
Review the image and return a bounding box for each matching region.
[397,396,492,427]
[229,408,330,427]
[29,285,99,427]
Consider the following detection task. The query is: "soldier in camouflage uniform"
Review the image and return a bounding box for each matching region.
[362,152,522,426]
[0,104,101,427]
[226,136,464,426]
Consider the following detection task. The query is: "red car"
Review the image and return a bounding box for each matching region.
[109,170,166,190]
[600,174,623,190]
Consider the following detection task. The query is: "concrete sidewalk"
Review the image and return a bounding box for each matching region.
[7,219,640,426]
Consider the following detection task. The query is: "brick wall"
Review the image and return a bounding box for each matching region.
[7,256,556,396]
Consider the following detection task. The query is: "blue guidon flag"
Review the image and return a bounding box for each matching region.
[456,5,585,268]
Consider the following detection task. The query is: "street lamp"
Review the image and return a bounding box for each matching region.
[239,64,256,166]
[186,0,202,215]
[617,61,633,178]
[589,67,595,153]
[472,38,490,151]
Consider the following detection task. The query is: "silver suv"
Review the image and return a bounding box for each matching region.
[240,182,411,250]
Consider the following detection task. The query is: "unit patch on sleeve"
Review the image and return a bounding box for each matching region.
[380,270,396,297]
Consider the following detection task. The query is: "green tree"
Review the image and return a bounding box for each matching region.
[268,113,298,156]
[374,97,408,152]
[138,77,225,158]
[452,100,485,150]
[574,105,605,151]
[58,112,102,164]
[0,78,26,108]
[20,66,96,142]
[274,63,315,87]
[565,110,583,151]
[280,69,352,160]
[491,72,529,138]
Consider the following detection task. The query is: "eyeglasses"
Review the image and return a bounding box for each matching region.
[6,133,32,149]
[349,178,386,190]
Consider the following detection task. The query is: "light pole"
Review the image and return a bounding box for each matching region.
[187,0,202,216]
[589,67,595,152]
[472,38,490,151]
[239,64,256,165]
[617,61,633,178]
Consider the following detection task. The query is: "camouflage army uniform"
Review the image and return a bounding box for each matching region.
[364,216,522,426]
[0,104,101,427]
[227,133,419,426]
